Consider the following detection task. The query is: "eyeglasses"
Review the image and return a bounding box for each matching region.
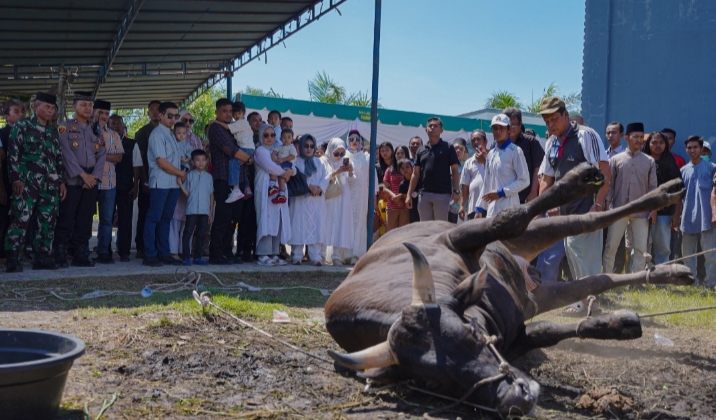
[348,137,361,142]
[263,132,276,138]
[165,113,179,120]
[333,151,346,157]
[181,118,195,124]
[303,144,315,149]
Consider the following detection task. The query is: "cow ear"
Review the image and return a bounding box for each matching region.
[450,267,488,314]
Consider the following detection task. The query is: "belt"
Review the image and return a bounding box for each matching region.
[81,166,95,174]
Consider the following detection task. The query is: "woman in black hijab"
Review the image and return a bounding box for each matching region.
[641,131,682,264]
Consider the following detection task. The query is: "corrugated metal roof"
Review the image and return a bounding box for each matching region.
[0,0,347,109]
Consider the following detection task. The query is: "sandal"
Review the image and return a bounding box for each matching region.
[257,255,278,266]
[560,300,602,318]
[270,256,287,266]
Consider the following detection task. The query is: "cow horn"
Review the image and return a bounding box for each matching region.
[327,341,397,370]
[403,243,438,307]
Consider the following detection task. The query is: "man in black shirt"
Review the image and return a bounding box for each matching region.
[110,115,139,262]
[503,107,544,203]
[405,117,460,221]
[132,100,160,259]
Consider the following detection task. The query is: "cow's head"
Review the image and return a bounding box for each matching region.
[328,243,539,416]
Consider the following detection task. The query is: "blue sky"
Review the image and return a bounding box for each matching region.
[231,0,586,116]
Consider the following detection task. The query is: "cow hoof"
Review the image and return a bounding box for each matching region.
[576,310,642,341]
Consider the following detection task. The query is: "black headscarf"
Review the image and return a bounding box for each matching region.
[641,132,681,186]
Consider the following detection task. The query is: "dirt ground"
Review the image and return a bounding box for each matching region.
[1,272,715,419]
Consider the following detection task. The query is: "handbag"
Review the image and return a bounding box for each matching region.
[286,167,311,197]
[324,175,343,199]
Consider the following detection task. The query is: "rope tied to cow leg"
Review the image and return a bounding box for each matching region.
[644,252,654,284]
[575,295,597,339]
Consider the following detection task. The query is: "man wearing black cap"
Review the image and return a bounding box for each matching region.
[53,91,106,268]
[93,100,124,264]
[603,122,657,274]
[4,93,67,272]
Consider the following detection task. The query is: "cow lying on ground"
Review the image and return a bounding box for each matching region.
[325,163,693,416]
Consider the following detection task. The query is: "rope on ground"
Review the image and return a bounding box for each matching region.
[662,247,716,266]
[640,304,716,318]
[191,290,333,365]
[2,267,333,302]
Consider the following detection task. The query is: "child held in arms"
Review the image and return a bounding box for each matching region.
[221,102,254,203]
[173,122,192,171]
[269,128,297,204]
[268,109,282,143]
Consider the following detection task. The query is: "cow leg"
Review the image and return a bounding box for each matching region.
[502,179,685,262]
[448,163,606,254]
[504,310,641,361]
[528,264,694,317]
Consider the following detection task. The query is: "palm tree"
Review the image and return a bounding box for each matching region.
[243,86,283,98]
[484,90,522,110]
[345,91,372,107]
[308,71,346,104]
[527,82,581,113]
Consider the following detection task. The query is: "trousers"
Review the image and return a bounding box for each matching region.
[182,214,208,259]
[682,229,716,286]
[54,185,98,253]
[5,180,58,253]
[565,229,603,279]
[115,188,134,256]
[417,192,450,222]
[604,217,649,273]
[143,188,179,259]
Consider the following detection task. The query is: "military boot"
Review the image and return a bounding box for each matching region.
[71,247,95,267]
[54,244,69,268]
[5,250,23,273]
[33,251,59,270]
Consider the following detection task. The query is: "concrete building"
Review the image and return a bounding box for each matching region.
[582,0,716,155]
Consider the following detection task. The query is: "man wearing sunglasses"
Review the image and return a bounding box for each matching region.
[142,102,185,267]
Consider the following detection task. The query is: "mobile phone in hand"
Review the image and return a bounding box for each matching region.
[343,157,349,166]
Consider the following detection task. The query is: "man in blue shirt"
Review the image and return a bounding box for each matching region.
[678,135,716,287]
[143,102,185,267]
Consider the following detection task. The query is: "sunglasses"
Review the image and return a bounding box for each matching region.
[165,113,179,120]
[333,152,346,157]
[303,144,315,149]
[263,132,276,138]
[348,137,361,142]
[181,118,195,124]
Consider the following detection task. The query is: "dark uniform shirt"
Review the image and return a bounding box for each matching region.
[415,138,459,194]
[7,116,66,187]
[116,136,136,191]
[134,122,157,181]
[57,118,106,186]
[513,132,545,203]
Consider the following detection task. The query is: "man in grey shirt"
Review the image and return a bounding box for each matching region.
[143,101,185,267]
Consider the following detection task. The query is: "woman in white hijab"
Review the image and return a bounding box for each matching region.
[254,124,294,266]
[321,137,355,266]
[345,129,376,264]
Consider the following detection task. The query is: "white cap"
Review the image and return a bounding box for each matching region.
[703,141,712,150]
[491,113,510,127]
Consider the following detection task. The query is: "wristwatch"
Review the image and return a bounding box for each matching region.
[453,189,460,195]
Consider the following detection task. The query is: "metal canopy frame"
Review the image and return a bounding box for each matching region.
[0,0,347,109]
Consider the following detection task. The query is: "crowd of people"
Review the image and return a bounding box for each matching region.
[1,93,715,301]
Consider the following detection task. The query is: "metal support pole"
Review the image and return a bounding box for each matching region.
[226,75,233,102]
[366,0,382,249]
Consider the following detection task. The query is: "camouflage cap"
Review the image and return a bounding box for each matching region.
[539,96,566,115]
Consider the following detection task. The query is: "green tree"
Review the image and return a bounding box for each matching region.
[527,82,581,113]
[308,71,347,104]
[186,84,226,137]
[243,86,283,98]
[484,90,523,110]
[114,108,149,138]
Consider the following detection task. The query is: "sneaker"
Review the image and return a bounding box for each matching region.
[182,257,192,266]
[243,185,253,199]
[257,255,278,266]
[271,193,287,204]
[268,185,279,196]
[225,188,244,203]
[271,256,287,266]
[119,254,131,262]
[160,256,182,266]
[193,258,209,266]
[93,253,115,264]
[142,257,164,267]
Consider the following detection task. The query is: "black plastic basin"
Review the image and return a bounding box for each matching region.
[0,329,85,420]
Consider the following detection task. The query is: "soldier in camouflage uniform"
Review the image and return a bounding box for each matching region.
[4,92,67,273]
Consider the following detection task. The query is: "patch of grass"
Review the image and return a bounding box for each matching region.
[604,286,716,329]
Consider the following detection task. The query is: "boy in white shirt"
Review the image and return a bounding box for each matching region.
[269,128,297,204]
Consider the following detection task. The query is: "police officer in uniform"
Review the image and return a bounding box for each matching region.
[53,91,106,268]
[4,92,67,272]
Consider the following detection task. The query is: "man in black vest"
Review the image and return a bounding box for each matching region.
[110,115,139,262]
[537,96,611,315]
[132,100,160,259]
